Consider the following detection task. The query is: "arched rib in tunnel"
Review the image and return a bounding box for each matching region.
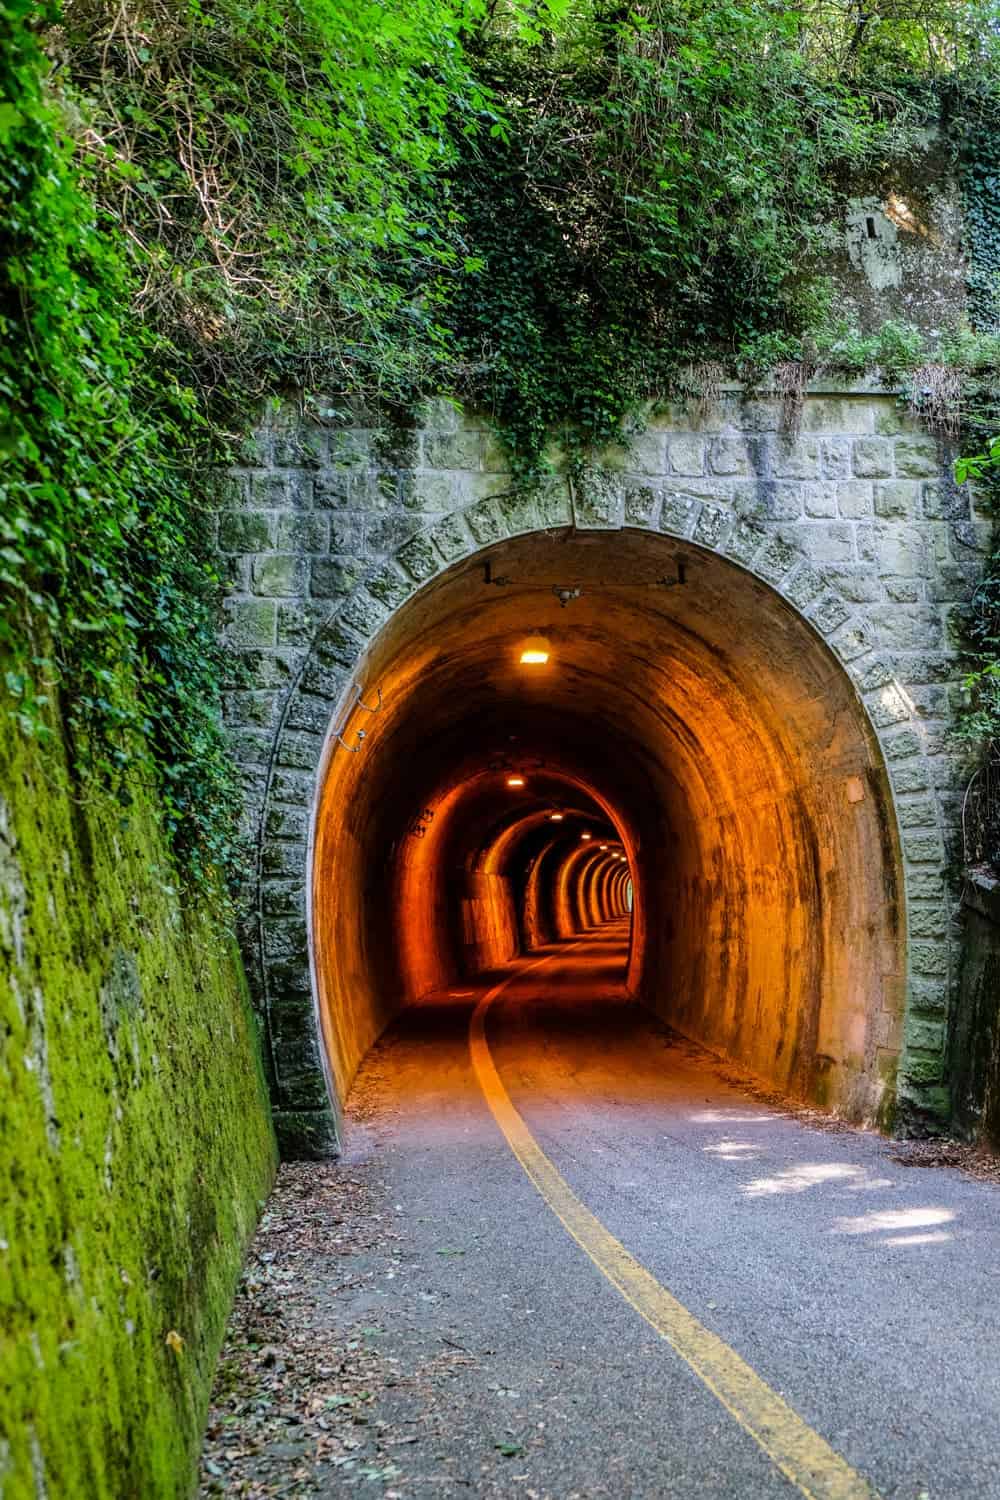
[311,528,903,1124]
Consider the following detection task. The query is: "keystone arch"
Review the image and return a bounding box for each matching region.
[254,507,944,1158]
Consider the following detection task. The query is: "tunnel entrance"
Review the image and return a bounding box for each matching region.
[310,527,904,1127]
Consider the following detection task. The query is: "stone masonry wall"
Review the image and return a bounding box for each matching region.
[215,386,984,1154]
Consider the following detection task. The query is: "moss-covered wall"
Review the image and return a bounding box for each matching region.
[0,687,277,1498]
[951,875,1000,1148]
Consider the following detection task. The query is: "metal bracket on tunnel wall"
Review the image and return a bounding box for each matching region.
[334,683,383,754]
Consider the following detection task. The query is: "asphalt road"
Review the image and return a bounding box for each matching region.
[333,922,1000,1499]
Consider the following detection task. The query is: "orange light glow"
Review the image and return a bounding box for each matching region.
[518,633,551,666]
[599,843,608,850]
[581,832,592,840]
[549,812,564,821]
[506,775,525,787]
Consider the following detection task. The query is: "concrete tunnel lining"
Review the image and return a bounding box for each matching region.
[310,527,905,1126]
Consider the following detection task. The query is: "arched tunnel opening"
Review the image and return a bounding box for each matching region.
[311,528,904,1127]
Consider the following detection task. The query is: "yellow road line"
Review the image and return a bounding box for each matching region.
[468,952,876,1500]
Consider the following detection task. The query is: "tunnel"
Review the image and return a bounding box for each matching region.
[310,528,904,1125]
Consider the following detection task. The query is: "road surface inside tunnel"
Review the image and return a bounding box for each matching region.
[284,920,1000,1499]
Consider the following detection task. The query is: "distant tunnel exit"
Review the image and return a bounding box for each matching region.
[310,528,904,1125]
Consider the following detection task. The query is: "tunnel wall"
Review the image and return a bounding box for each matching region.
[0,678,276,1495]
[219,387,976,1155]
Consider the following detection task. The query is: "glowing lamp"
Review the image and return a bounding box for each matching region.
[507,775,525,788]
[599,844,608,850]
[581,832,592,840]
[549,812,564,821]
[519,634,550,666]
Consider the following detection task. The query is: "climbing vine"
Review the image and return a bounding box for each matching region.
[2,0,1000,887]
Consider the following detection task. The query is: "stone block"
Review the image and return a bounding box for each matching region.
[417,396,461,433]
[837,481,874,519]
[251,555,309,597]
[803,483,838,518]
[262,840,308,879]
[533,478,573,528]
[342,583,387,634]
[624,431,667,475]
[756,533,799,583]
[313,471,352,508]
[270,770,314,807]
[327,514,366,553]
[906,1018,946,1055]
[273,1108,339,1161]
[277,602,327,646]
[424,429,484,469]
[262,881,307,920]
[873,401,909,436]
[496,488,541,535]
[853,656,894,691]
[869,685,911,727]
[921,481,969,521]
[811,593,851,635]
[398,534,441,582]
[428,513,476,564]
[802,397,871,433]
[890,761,929,793]
[275,730,326,771]
[365,564,415,612]
[225,599,277,648]
[482,429,509,474]
[668,436,705,476]
[903,1050,944,1085]
[853,438,893,478]
[286,693,335,734]
[265,806,310,843]
[894,435,940,478]
[875,525,925,577]
[625,482,660,527]
[874,480,920,518]
[724,518,766,566]
[465,498,508,545]
[661,491,702,537]
[736,481,802,522]
[218,511,275,553]
[310,556,364,600]
[871,607,942,650]
[708,436,751,476]
[371,425,421,470]
[573,469,624,529]
[276,513,330,553]
[768,435,820,480]
[884,579,922,603]
[823,568,879,604]
[896,796,938,830]
[830,619,874,661]
[904,834,944,865]
[783,564,824,609]
[819,438,852,480]
[803,523,855,565]
[403,470,469,512]
[881,726,922,760]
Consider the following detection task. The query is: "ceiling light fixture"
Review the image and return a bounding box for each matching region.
[549,812,564,821]
[506,775,525,788]
[581,832,592,840]
[519,634,550,666]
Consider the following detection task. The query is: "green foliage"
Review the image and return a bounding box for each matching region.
[446,0,924,466]
[1,0,242,881]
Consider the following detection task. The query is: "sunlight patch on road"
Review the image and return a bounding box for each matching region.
[742,1163,894,1197]
[703,1140,763,1160]
[831,1207,954,1237]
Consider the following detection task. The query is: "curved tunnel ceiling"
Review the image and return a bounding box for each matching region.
[312,528,903,1126]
